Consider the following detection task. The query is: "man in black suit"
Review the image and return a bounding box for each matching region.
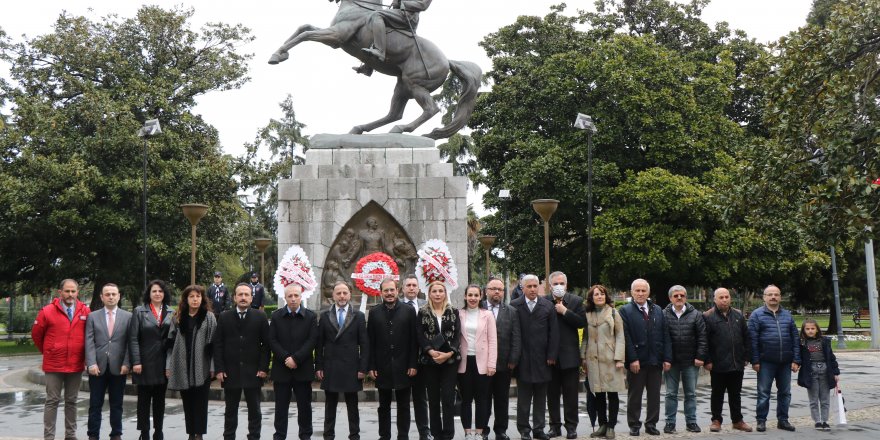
[209,271,230,315]
[484,277,521,440]
[317,281,370,440]
[214,283,271,440]
[269,283,319,440]
[369,277,419,440]
[510,274,559,440]
[545,272,586,439]
[400,274,431,440]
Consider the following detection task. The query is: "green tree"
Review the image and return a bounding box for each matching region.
[0,7,254,303]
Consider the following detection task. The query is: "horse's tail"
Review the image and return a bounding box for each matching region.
[424,60,482,140]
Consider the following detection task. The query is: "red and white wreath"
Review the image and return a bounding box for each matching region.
[274,245,318,301]
[350,252,400,298]
[416,239,459,293]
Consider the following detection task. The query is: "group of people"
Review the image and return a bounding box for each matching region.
[32,273,842,440]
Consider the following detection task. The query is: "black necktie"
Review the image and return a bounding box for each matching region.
[239,312,246,320]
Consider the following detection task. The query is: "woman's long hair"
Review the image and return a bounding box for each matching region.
[462,283,483,309]
[175,284,211,323]
[427,280,449,311]
[142,279,171,306]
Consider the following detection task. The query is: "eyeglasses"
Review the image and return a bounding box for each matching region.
[672,294,686,299]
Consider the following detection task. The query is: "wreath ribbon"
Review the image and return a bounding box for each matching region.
[418,248,458,289]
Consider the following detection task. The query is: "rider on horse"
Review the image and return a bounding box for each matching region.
[355,0,433,75]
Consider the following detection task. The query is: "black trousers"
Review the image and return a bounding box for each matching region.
[486,370,512,435]
[378,387,412,440]
[224,386,262,439]
[180,383,210,435]
[458,356,491,430]
[516,381,548,435]
[136,383,167,433]
[547,366,580,433]
[626,365,662,430]
[424,362,458,440]
[710,370,745,424]
[595,392,620,427]
[324,392,360,440]
[412,368,431,437]
[273,380,313,440]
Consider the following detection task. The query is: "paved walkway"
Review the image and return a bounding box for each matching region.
[1,352,878,439]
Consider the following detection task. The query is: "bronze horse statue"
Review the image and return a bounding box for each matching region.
[268,0,481,139]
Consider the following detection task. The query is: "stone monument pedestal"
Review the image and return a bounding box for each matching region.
[277,134,469,310]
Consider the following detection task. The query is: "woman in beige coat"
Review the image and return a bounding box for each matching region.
[581,284,627,439]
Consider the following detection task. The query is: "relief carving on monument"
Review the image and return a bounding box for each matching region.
[321,201,417,305]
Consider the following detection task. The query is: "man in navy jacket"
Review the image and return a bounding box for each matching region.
[747,284,801,432]
[619,279,670,437]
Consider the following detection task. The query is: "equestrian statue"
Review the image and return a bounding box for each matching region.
[268,0,482,140]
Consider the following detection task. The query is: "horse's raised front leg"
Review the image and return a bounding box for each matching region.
[350,80,409,134]
[390,85,439,134]
[269,24,321,64]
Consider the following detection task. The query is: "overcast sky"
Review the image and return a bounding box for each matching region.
[2,0,812,211]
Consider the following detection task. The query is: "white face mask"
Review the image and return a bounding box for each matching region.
[551,285,566,298]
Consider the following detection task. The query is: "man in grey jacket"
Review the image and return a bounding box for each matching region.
[484,277,521,440]
[85,283,132,440]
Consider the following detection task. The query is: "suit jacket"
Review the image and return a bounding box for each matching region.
[546,292,587,369]
[213,308,271,389]
[368,302,418,390]
[316,305,369,393]
[85,307,132,375]
[399,297,426,318]
[620,300,670,367]
[208,283,230,313]
[129,304,173,385]
[511,295,559,383]
[269,306,318,383]
[458,308,498,374]
[486,301,521,372]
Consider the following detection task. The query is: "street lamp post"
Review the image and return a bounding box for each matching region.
[254,238,273,285]
[138,119,162,291]
[238,194,256,272]
[531,199,559,293]
[499,189,511,300]
[181,204,209,286]
[478,235,497,284]
[574,113,598,287]
[829,246,847,349]
[864,228,880,349]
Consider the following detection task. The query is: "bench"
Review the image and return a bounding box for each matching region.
[853,308,871,327]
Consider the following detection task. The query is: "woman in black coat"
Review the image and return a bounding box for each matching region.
[316,281,369,440]
[417,280,461,440]
[129,280,174,440]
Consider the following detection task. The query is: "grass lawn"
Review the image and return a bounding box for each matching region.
[794,315,862,329]
[0,339,40,355]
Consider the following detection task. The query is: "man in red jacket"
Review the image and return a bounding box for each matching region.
[32,279,90,440]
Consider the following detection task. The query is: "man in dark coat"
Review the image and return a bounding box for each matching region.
[369,278,419,440]
[661,285,707,434]
[484,277,521,440]
[209,271,230,315]
[510,274,559,440]
[317,281,370,440]
[619,278,670,437]
[400,275,431,440]
[214,283,271,440]
[703,288,752,433]
[249,272,267,310]
[545,271,586,439]
[748,284,801,432]
[269,283,319,440]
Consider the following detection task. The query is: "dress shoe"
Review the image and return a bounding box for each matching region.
[662,423,676,434]
[732,421,752,432]
[110,436,121,440]
[497,434,511,440]
[590,425,607,438]
[777,420,795,432]
[644,425,660,436]
[756,421,766,432]
[628,427,639,437]
[605,427,616,439]
[566,431,577,439]
[534,432,551,440]
[821,422,831,430]
[520,431,532,440]
[686,423,701,433]
[547,428,562,438]
[709,420,721,432]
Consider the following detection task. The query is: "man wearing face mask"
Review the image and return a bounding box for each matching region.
[544,272,586,439]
